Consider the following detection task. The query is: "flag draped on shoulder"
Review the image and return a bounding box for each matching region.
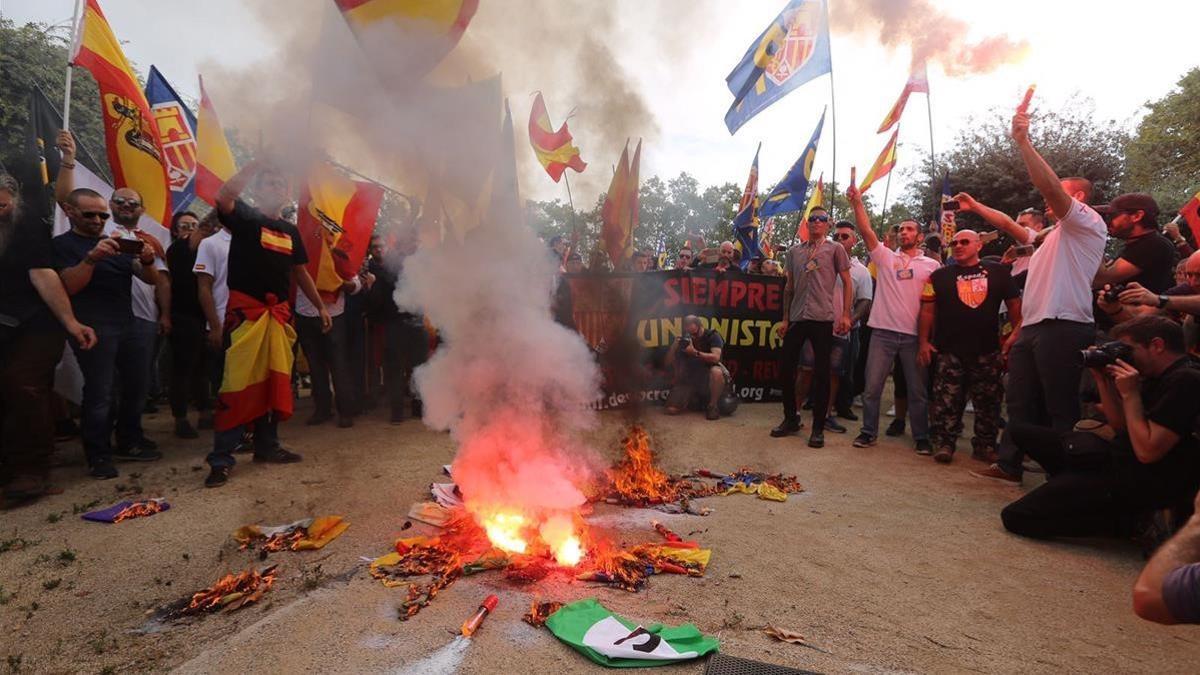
[297,163,384,303]
[724,0,832,134]
[215,292,297,432]
[732,144,763,267]
[601,141,641,268]
[335,0,478,85]
[70,0,171,226]
[760,108,824,217]
[528,92,586,182]
[144,66,198,214]
[194,75,238,206]
[858,129,898,194]
[877,62,929,134]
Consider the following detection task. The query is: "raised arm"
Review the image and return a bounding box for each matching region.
[215,159,264,216]
[53,130,77,206]
[846,169,880,252]
[954,192,1031,244]
[1011,111,1073,221]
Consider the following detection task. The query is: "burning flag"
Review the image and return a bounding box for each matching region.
[175,566,278,617]
[528,92,587,182]
[877,62,929,134]
[233,516,350,552]
[858,129,898,194]
[81,498,170,523]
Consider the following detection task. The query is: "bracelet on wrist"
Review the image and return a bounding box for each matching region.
[60,161,76,169]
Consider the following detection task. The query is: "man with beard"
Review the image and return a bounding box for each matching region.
[54,187,161,479]
[1093,193,1175,294]
[0,176,97,503]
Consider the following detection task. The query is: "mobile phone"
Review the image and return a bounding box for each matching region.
[941,199,960,211]
[116,238,145,255]
[1013,244,1034,258]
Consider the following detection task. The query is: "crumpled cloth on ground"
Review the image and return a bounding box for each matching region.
[233,515,349,550]
[82,498,170,523]
[722,482,788,501]
[544,598,719,667]
[430,483,463,508]
[407,501,454,527]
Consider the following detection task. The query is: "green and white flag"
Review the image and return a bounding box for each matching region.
[545,598,719,668]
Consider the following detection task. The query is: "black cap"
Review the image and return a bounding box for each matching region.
[1095,193,1160,223]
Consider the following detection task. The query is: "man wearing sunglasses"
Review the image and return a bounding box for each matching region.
[771,207,852,448]
[918,230,1022,464]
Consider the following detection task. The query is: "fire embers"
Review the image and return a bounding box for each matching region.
[233,516,351,555]
[172,565,278,617]
[112,499,168,523]
[523,600,565,628]
[605,426,720,510]
[370,536,464,620]
[578,522,711,593]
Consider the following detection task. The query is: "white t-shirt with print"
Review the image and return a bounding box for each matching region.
[866,245,940,336]
[193,229,232,327]
[1021,199,1107,326]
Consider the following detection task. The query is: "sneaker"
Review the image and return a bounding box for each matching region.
[306,411,332,426]
[770,419,802,437]
[254,446,303,464]
[174,417,199,439]
[852,433,877,448]
[706,406,720,421]
[337,415,354,429]
[204,466,230,488]
[89,460,119,480]
[835,407,858,421]
[885,419,906,437]
[807,432,825,448]
[823,417,847,434]
[969,463,1021,485]
[197,412,214,430]
[914,440,934,456]
[233,430,254,454]
[885,405,896,417]
[933,447,954,463]
[113,444,163,462]
[971,447,999,464]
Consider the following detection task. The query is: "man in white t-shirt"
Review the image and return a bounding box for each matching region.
[194,217,232,402]
[846,180,940,453]
[970,110,1108,485]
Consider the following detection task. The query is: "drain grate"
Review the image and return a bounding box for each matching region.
[704,652,821,675]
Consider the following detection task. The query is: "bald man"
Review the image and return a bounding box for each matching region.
[918,229,1022,464]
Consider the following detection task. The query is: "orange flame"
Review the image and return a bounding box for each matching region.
[607,426,679,504]
[540,515,584,567]
[480,511,529,554]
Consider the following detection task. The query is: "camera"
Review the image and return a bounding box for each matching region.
[1102,283,1128,304]
[1080,340,1134,368]
[678,336,692,349]
[1012,244,1034,257]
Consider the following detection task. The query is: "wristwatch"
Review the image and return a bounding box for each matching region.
[1157,294,1169,308]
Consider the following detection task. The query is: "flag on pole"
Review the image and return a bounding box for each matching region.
[877,62,929,134]
[858,129,898,194]
[724,0,832,134]
[760,216,776,258]
[760,108,825,217]
[144,67,198,215]
[297,163,385,303]
[70,0,172,226]
[601,141,641,267]
[545,599,719,667]
[732,144,763,267]
[335,0,478,85]
[20,86,105,220]
[938,171,957,242]
[1179,188,1200,246]
[194,75,238,206]
[528,92,586,182]
[797,172,824,241]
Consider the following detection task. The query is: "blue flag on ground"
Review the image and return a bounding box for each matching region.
[144,66,198,215]
[760,109,825,218]
[724,0,832,135]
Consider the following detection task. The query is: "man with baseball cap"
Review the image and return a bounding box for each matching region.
[1093,193,1176,295]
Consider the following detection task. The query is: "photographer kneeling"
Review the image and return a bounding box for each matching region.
[664,315,733,421]
[1000,314,1200,540]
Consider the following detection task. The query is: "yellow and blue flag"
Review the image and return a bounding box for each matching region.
[732,144,763,267]
[724,0,832,135]
[760,108,825,217]
[144,66,198,215]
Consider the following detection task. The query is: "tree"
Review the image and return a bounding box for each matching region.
[1125,68,1200,216]
[0,18,110,181]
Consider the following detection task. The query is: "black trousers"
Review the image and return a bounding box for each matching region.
[383,318,428,417]
[0,327,66,480]
[779,320,833,426]
[168,315,211,419]
[296,313,354,417]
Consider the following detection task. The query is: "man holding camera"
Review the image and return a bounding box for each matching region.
[54,188,162,479]
[665,315,729,420]
[999,315,1200,540]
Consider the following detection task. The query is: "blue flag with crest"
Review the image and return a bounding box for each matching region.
[732,144,763,267]
[144,66,198,215]
[760,109,825,218]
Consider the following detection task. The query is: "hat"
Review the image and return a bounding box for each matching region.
[1095,193,1159,223]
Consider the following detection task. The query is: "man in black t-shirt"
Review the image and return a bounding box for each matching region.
[164,211,213,438]
[1094,193,1177,294]
[664,315,728,420]
[1001,315,1200,540]
[918,230,1022,463]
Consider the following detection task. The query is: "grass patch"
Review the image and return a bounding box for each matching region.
[41,579,61,591]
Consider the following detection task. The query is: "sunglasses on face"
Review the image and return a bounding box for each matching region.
[808,214,829,223]
[950,239,974,247]
[111,197,141,207]
[835,233,853,241]
[81,211,110,220]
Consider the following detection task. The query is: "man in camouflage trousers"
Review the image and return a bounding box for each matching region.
[916,230,1023,463]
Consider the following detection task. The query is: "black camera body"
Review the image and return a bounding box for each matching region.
[678,336,692,349]
[1080,340,1135,368]
[1102,283,1128,304]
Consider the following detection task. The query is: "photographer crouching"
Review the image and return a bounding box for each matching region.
[1000,314,1200,541]
[664,315,734,421]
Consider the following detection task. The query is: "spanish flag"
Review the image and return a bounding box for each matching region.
[335,0,478,84]
[859,130,898,194]
[215,292,297,432]
[600,140,641,267]
[70,0,171,225]
[297,163,384,302]
[877,62,929,134]
[1180,188,1200,247]
[194,75,238,206]
[799,173,824,241]
[528,93,586,183]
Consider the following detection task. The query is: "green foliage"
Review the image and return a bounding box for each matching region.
[1124,68,1200,216]
[0,18,110,180]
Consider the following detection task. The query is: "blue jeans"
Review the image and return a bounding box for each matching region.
[72,318,157,464]
[860,328,929,441]
[207,415,280,469]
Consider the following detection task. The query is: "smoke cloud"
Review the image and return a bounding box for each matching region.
[830,0,1030,75]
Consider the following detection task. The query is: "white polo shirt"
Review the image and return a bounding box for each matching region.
[1022,199,1107,326]
[193,229,232,326]
[866,245,940,336]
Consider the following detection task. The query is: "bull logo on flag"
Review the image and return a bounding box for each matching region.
[151,102,197,192]
[956,273,989,309]
[764,2,821,86]
[105,93,163,163]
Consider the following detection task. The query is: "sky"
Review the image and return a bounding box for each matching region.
[5,0,1198,208]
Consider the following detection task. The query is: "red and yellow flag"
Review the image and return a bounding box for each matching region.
[859,130,898,194]
[194,75,238,206]
[70,0,170,225]
[528,92,586,182]
[1180,188,1200,245]
[600,140,641,267]
[335,0,478,83]
[297,163,384,302]
[799,173,824,241]
[215,292,296,431]
[877,62,929,134]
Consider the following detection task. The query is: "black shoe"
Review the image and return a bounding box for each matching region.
[204,466,230,488]
[885,419,906,437]
[836,407,858,421]
[706,406,720,421]
[306,411,332,426]
[851,433,877,448]
[174,418,199,439]
[337,415,354,428]
[801,400,813,410]
[807,432,825,448]
[113,444,163,462]
[770,419,802,437]
[254,447,303,464]
[89,460,119,480]
[823,417,847,434]
[914,439,934,456]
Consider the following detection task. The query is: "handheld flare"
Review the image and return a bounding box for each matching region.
[461,594,499,637]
